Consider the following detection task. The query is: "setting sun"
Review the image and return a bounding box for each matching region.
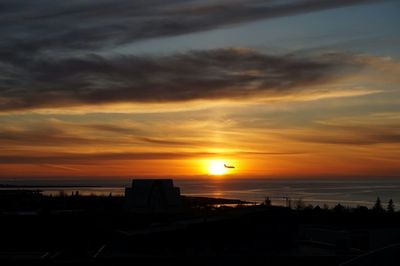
[208,160,228,175]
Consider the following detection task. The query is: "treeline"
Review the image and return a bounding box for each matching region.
[0,190,124,213]
[262,196,397,213]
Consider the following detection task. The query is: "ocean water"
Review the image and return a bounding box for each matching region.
[175,179,400,207]
[1,179,400,208]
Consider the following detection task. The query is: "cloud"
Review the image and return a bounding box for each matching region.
[83,124,141,134]
[0,124,194,147]
[0,0,389,113]
[296,132,400,145]
[0,48,350,111]
[0,0,380,57]
[0,152,203,164]
[0,150,306,165]
[0,127,99,146]
[287,116,400,145]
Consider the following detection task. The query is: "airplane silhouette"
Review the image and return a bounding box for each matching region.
[224,164,235,169]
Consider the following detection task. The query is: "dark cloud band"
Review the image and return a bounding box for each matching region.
[0,48,347,111]
[0,0,380,54]
[0,0,379,111]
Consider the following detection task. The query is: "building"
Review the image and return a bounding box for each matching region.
[125,179,181,212]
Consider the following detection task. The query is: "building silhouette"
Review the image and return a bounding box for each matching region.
[125,179,181,212]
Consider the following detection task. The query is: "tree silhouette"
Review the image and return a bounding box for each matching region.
[263,196,271,207]
[387,199,395,213]
[354,205,369,214]
[313,205,322,212]
[294,199,305,210]
[333,203,345,213]
[373,197,384,213]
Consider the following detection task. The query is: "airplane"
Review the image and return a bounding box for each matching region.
[224,164,235,169]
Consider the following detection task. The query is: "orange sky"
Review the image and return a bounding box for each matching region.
[1,79,400,179]
[0,1,400,179]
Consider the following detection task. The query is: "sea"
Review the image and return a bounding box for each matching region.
[1,178,400,208]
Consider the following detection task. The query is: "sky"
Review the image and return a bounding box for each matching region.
[0,0,399,179]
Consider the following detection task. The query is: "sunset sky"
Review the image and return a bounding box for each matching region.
[0,0,399,179]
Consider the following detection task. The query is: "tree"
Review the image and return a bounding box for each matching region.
[333,203,345,213]
[373,197,384,213]
[294,199,305,210]
[354,205,369,214]
[387,199,395,213]
[313,205,322,212]
[263,196,272,207]
[304,204,314,210]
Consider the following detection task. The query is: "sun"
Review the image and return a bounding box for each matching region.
[208,160,228,175]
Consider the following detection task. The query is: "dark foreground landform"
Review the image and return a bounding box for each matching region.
[1,190,400,265]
